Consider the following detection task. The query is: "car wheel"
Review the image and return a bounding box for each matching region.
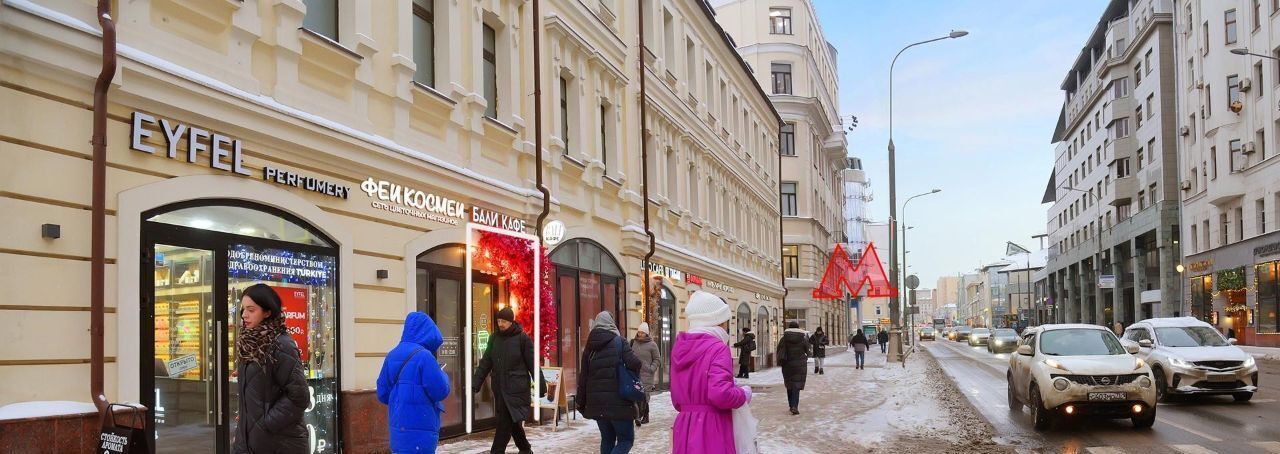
[1030,385,1052,431]
[1233,392,1254,403]
[1132,403,1156,429]
[1153,367,1168,402]
[1007,374,1022,412]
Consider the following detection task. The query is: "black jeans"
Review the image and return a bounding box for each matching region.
[787,388,801,409]
[738,359,750,378]
[491,394,530,454]
[596,419,635,454]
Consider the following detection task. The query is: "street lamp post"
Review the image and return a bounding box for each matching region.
[901,189,941,345]
[887,31,968,358]
[1231,48,1280,60]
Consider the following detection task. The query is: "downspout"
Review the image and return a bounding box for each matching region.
[778,121,787,324]
[90,0,117,418]
[533,0,550,240]
[638,0,655,323]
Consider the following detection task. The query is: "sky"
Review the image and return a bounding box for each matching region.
[814,0,1109,288]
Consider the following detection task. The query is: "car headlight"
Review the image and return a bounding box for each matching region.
[1243,356,1256,368]
[1053,378,1070,391]
[993,340,1002,346]
[1044,359,1066,370]
[1168,356,1193,368]
[1139,376,1152,388]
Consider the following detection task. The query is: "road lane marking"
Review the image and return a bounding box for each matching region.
[1157,417,1224,442]
[1254,442,1280,453]
[1170,445,1218,454]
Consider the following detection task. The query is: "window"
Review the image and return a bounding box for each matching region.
[1204,219,1211,248]
[302,0,338,40]
[1149,183,1158,206]
[1148,138,1157,163]
[600,102,613,173]
[1259,128,1268,160]
[666,148,678,201]
[1136,106,1143,128]
[1135,63,1143,85]
[782,245,799,278]
[1192,224,1200,252]
[482,24,498,118]
[1211,146,1219,179]
[781,182,798,216]
[780,122,795,156]
[686,38,696,86]
[1259,198,1268,235]
[1256,0,1263,30]
[1229,74,1242,106]
[1238,207,1246,240]
[1111,117,1130,139]
[663,9,675,67]
[559,76,571,153]
[771,63,792,94]
[1146,94,1154,118]
[1206,84,1213,117]
[1116,158,1132,178]
[1230,139,1244,172]
[1222,212,1231,245]
[1226,9,1239,44]
[688,166,700,216]
[412,0,436,87]
[1137,148,1144,170]
[769,8,792,35]
[1144,50,1153,75]
[1203,21,1210,56]
[1138,190,1146,210]
[1259,262,1279,333]
[705,63,715,113]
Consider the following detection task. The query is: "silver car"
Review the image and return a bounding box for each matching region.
[968,328,992,346]
[1122,317,1259,402]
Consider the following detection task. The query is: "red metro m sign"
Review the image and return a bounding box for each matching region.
[812,242,897,299]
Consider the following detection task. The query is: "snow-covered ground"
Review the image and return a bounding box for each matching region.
[438,350,1005,453]
[1239,345,1280,361]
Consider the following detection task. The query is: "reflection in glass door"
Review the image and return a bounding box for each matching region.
[418,268,465,437]
[152,244,220,454]
[471,281,497,425]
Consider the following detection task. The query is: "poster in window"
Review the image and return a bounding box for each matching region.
[273,286,310,362]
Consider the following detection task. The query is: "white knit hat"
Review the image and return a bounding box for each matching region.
[685,291,730,328]
[636,322,651,334]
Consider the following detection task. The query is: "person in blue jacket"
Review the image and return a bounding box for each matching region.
[377,312,451,452]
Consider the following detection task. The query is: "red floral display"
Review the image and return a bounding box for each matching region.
[474,231,559,361]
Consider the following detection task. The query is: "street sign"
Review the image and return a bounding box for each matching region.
[909,305,920,315]
[906,274,920,290]
[1098,274,1116,289]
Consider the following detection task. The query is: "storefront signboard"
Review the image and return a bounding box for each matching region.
[1188,259,1214,274]
[543,220,566,245]
[470,206,527,233]
[130,112,251,176]
[360,177,467,225]
[753,292,772,302]
[1097,275,1116,289]
[687,274,733,293]
[1255,242,1280,258]
[275,286,311,362]
[648,262,683,281]
[263,167,350,199]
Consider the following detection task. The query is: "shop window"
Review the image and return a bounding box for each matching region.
[148,205,331,247]
[1190,274,1214,323]
[1258,262,1278,333]
[412,0,436,87]
[550,239,625,396]
[303,0,338,41]
[735,303,752,353]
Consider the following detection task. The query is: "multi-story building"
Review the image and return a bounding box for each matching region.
[843,156,872,257]
[913,288,936,324]
[961,272,984,326]
[1045,0,1183,328]
[860,222,893,329]
[714,0,848,342]
[997,250,1046,328]
[1176,0,1280,346]
[0,0,781,450]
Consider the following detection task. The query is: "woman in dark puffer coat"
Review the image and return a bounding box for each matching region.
[233,284,309,454]
[579,311,642,454]
[776,321,810,416]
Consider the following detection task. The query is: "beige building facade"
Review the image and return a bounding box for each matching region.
[0,0,781,450]
[713,0,848,343]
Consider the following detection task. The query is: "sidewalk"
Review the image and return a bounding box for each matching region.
[1239,345,1280,361]
[436,349,1005,453]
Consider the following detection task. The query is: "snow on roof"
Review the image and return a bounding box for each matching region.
[0,401,97,421]
[997,250,1048,273]
[1133,316,1212,329]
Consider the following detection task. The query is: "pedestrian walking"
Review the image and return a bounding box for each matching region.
[630,322,662,426]
[670,291,752,454]
[777,321,809,416]
[850,329,870,370]
[732,327,756,379]
[579,311,643,454]
[809,327,828,375]
[376,312,450,453]
[877,329,889,354]
[232,284,309,454]
[473,307,541,454]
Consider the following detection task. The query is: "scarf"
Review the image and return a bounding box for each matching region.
[689,326,730,344]
[237,316,286,366]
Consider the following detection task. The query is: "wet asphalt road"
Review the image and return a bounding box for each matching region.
[924,338,1280,453]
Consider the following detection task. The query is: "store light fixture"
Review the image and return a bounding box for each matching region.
[41,223,61,239]
[376,269,389,280]
[239,227,257,235]
[190,218,214,229]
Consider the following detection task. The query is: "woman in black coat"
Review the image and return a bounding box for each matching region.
[776,321,810,416]
[809,327,829,375]
[473,307,541,454]
[579,312,642,453]
[233,284,309,454]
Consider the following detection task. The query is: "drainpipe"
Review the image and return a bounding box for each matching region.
[533,0,550,241]
[778,121,787,325]
[90,0,117,419]
[638,0,655,324]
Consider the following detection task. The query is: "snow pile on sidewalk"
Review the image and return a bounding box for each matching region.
[0,401,98,421]
[1240,345,1280,361]
[438,350,1007,453]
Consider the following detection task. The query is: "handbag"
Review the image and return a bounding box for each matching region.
[98,403,147,454]
[613,337,645,402]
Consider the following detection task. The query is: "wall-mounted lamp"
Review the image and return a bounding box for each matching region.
[41,223,60,239]
[376,269,389,280]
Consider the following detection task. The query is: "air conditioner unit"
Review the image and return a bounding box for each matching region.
[1179,125,1190,136]
[1244,141,1257,154]
[1181,180,1191,190]
[1241,78,1253,92]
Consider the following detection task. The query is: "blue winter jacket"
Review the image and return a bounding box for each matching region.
[376,312,450,453]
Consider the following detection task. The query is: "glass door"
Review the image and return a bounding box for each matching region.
[470,280,498,429]
[419,267,466,437]
[151,244,225,454]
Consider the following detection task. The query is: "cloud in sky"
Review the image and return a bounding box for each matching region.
[816,0,1108,287]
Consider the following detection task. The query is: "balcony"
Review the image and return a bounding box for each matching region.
[1106,95,1135,121]
[1111,175,1136,206]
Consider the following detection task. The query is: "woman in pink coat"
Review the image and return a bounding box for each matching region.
[670,291,752,454]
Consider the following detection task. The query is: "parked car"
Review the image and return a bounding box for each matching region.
[954,326,973,342]
[988,328,1020,354]
[920,327,937,341]
[1122,317,1259,402]
[968,328,993,347]
[1007,324,1156,431]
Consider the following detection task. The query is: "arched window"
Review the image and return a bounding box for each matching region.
[550,239,625,395]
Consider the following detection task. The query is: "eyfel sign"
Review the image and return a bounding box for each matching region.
[130,112,251,176]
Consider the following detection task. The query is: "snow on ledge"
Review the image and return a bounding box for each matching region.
[0,401,97,421]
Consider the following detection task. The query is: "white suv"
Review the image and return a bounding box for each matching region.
[1122,317,1259,402]
[1007,324,1157,431]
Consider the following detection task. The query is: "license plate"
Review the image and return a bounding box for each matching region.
[1208,373,1236,382]
[1088,392,1126,401]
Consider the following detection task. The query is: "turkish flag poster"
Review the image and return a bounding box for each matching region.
[273,286,310,362]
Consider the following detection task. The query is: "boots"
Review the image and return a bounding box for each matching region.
[790,407,800,415]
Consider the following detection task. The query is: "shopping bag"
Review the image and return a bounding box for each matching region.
[98,403,147,454]
[731,400,760,454]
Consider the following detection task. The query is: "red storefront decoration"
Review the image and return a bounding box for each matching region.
[473,231,559,361]
[812,242,897,299]
[272,286,310,361]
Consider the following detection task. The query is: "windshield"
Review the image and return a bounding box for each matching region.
[994,329,1017,337]
[922,328,934,333]
[1039,329,1127,356]
[972,329,991,335]
[1155,327,1229,347]
[957,327,972,333]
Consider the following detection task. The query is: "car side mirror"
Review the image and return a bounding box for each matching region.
[1229,338,1238,345]
[1138,339,1153,348]
[1125,344,1140,355]
[1016,345,1033,356]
